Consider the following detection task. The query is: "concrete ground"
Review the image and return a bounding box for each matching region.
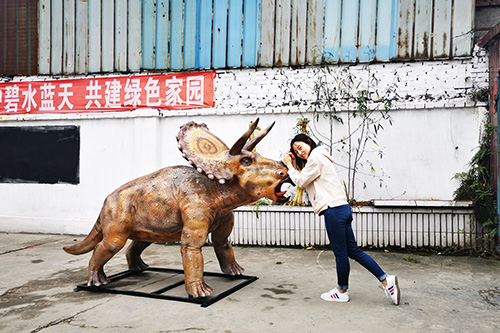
[1,232,499,333]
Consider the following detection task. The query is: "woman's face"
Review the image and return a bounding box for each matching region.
[292,141,311,160]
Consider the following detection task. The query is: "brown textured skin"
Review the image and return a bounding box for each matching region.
[63,149,288,297]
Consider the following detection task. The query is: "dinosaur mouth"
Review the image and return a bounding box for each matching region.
[275,176,294,203]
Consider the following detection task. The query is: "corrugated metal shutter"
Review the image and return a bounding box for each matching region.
[38,0,142,75]
[30,0,477,75]
[0,0,38,75]
[141,0,475,69]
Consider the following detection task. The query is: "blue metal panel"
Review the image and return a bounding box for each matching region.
[389,0,399,60]
[142,0,155,69]
[375,0,392,60]
[358,0,376,62]
[170,1,183,69]
[155,1,169,69]
[197,0,213,68]
[340,0,359,62]
[227,0,243,67]
[213,0,228,68]
[324,0,341,62]
[184,0,197,69]
[242,0,259,67]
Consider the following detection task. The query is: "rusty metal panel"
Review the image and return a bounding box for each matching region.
[115,0,128,72]
[274,0,291,66]
[128,0,142,72]
[16,1,29,73]
[29,0,38,73]
[396,0,414,59]
[414,0,432,60]
[63,0,75,74]
[432,0,452,59]
[451,0,474,57]
[290,0,307,65]
[307,0,324,64]
[0,1,5,73]
[39,0,51,74]
[51,0,63,74]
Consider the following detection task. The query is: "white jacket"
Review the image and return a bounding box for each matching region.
[288,146,348,214]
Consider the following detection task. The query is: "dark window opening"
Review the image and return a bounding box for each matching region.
[0,126,80,184]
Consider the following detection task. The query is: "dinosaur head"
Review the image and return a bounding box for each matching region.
[176,118,290,203]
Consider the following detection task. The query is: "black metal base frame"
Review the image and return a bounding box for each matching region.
[75,267,258,307]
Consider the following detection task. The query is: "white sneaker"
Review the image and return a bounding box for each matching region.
[320,288,349,302]
[384,275,400,305]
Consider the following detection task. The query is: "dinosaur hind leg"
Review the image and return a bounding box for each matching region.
[126,241,151,271]
[87,237,127,286]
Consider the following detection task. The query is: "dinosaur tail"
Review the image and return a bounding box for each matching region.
[63,218,103,255]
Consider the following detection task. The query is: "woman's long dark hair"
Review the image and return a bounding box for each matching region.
[290,134,317,170]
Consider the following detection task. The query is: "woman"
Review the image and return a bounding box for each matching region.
[281,134,400,305]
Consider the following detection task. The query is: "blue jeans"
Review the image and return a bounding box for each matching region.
[322,204,386,290]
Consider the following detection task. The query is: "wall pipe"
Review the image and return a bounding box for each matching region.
[497,70,500,253]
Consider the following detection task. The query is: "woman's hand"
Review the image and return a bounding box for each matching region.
[281,151,295,169]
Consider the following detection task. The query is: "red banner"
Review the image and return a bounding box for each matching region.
[0,71,215,115]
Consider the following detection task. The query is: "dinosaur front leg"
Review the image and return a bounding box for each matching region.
[212,212,245,275]
[180,219,212,297]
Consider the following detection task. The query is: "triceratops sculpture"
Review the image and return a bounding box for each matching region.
[63,118,289,297]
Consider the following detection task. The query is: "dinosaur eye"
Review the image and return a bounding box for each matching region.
[241,157,252,166]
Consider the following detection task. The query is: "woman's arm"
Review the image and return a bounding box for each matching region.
[282,152,321,188]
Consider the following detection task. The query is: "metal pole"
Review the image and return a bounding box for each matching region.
[496,70,500,253]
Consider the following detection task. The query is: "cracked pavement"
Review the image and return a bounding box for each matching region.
[1,232,499,332]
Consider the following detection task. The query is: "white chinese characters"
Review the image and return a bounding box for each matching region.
[0,73,210,114]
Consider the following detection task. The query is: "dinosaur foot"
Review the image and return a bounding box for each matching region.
[186,280,213,298]
[222,261,245,275]
[128,258,149,272]
[88,270,110,287]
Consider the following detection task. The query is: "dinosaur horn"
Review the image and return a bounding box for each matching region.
[244,121,275,151]
[229,118,260,155]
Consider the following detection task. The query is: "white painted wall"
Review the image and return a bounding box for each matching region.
[0,48,489,234]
